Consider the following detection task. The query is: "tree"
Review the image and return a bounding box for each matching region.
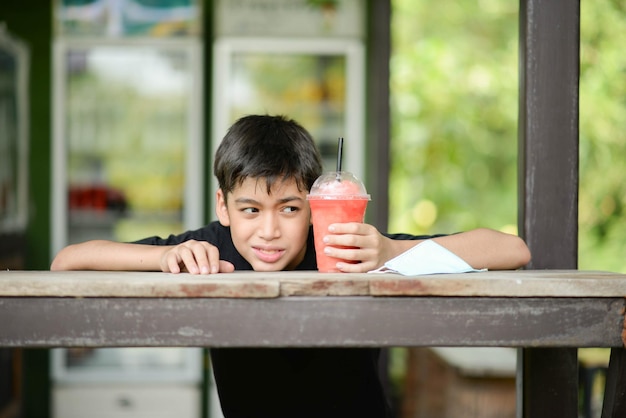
[390,0,626,273]
[390,0,519,236]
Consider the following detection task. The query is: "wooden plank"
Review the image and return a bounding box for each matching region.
[4,270,626,298]
[279,274,370,296]
[0,296,623,348]
[0,270,280,298]
[370,270,626,297]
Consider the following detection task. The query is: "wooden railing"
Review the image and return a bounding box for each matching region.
[1,269,625,417]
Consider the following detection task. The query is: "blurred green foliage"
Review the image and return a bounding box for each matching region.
[579,0,626,273]
[389,0,626,273]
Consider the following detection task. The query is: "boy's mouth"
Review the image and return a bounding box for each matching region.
[253,246,285,263]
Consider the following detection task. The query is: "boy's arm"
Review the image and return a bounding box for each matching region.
[50,240,168,271]
[323,224,531,273]
[50,239,233,274]
[428,228,531,270]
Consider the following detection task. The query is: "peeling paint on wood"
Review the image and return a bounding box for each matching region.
[0,270,280,298]
[279,276,370,296]
[1,270,626,350]
[3,269,626,298]
[1,296,624,348]
[369,270,626,297]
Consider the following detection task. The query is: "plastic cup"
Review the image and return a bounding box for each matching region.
[306,171,371,272]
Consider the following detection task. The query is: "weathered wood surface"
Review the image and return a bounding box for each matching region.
[1,270,625,348]
[0,270,280,298]
[2,269,626,298]
[370,269,626,297]
[1,296,624,348]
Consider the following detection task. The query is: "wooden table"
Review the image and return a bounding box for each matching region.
[1,269,626,416]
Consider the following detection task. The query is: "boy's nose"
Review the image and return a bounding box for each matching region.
[258,214,280,240]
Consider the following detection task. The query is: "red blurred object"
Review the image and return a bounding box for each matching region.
[68,185,127,213]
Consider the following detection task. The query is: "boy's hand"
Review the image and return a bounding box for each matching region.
[322,223,410,273]
[160,240,235,274]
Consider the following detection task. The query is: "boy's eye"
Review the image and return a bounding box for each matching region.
[242,207,259,214]
[282,206,299,213]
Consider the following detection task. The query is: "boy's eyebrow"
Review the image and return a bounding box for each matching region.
[233,197,260,206]
[234,196,305,205]
[276,196,305,204]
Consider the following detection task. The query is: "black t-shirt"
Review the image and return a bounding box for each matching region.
[135,221,436,418]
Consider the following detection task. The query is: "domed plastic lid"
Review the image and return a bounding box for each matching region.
[306,171,370,200]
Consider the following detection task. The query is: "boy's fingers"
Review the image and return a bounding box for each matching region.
[165,253,182,273]
[324,245,361,261]
[324,233,364,250]
[161,250,181,273]
[219,260,235,273]
[189,242,224,274]
[336,261,373,273]
[192,241,222,274]
[165,241,226,275]
[328,222,365,234]
[205,245,222,274]
[179,246,201,274]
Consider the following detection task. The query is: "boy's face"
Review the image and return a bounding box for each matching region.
[215,177,310,271]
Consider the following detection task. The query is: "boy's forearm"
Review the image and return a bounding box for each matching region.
[50,240,167,271]
[387,228,531,271]
[431,228,531,270]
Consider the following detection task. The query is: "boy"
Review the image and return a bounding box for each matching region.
[52,114,530,417]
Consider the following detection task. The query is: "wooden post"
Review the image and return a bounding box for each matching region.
[366,0,391,232]
[366,2,393,409]
[601,348,626,418]
[517,0,580,417]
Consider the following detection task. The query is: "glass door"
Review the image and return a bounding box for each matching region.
[51,2,204,417]
[52,40,203,252]
[211,38,365,206]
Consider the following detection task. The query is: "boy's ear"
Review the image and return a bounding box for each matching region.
[215,189,231,226]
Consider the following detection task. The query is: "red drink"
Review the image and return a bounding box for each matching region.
[306,171,370,273]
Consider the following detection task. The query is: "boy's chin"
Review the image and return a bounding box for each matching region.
[247,250,304,271]
[251,259,304,272]
[249,260,287,272]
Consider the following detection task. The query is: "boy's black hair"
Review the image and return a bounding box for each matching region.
[214,114,323,196]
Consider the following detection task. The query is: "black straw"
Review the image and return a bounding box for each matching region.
[336,137,344,175]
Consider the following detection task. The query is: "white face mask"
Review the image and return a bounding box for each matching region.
[369,239,485,276]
